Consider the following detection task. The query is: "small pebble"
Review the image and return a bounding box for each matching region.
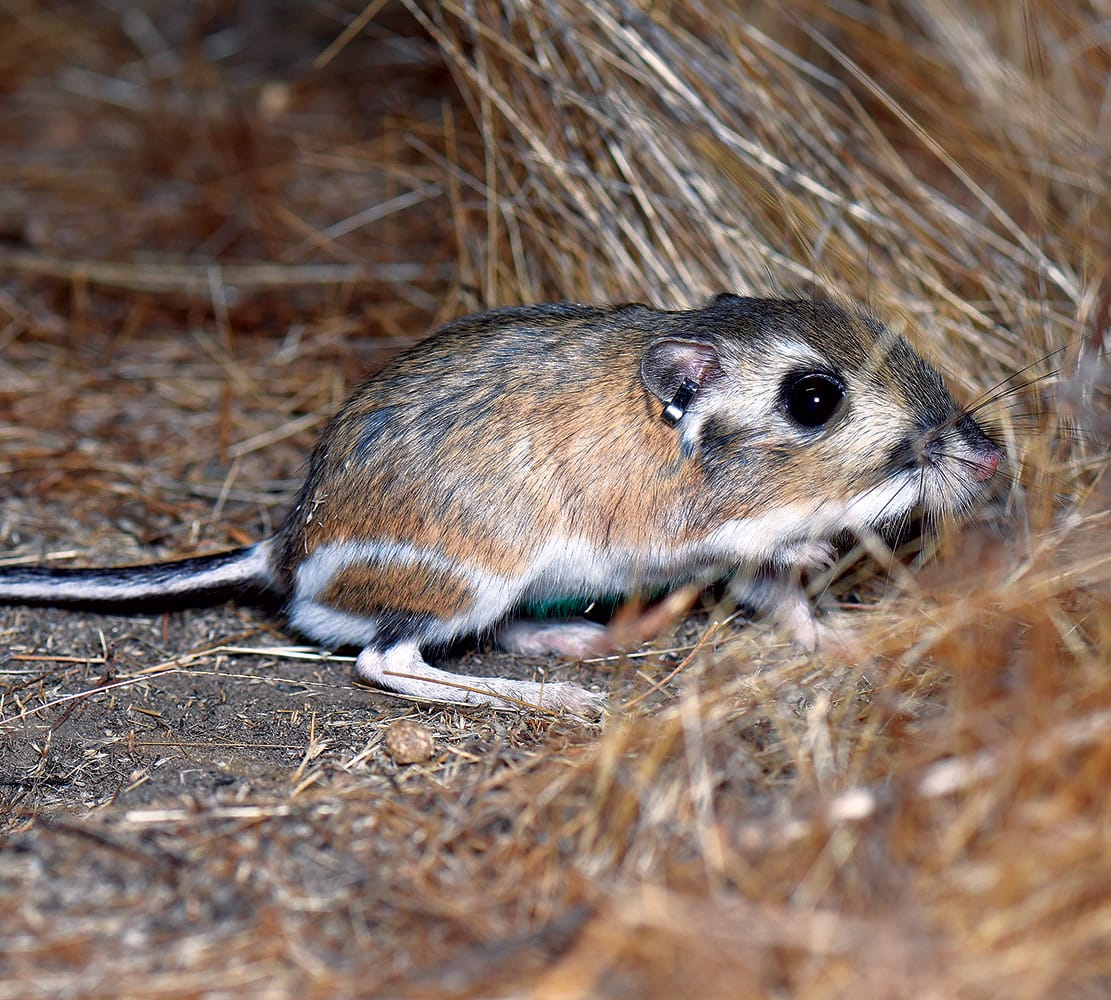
[384,720,435,764]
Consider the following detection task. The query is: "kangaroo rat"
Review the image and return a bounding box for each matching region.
[0,295,1003,714]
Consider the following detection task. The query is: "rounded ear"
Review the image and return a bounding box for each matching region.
[640,338,723,403]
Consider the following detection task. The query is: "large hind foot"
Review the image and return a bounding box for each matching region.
[354,642,605,717]
[495,619,610,658]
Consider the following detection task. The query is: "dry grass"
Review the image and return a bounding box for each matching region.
[1,1,1108,997]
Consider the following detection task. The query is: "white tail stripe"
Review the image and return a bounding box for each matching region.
[0,539,274,604]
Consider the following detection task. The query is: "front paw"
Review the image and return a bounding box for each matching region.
[729,571,852,656]
[763,598,858,657]
[775,539,836,573]
[769,587,826,652]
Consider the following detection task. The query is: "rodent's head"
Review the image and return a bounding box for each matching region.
[640,294,1004,539]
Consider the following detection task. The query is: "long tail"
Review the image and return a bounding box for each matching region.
[0,539,277,607]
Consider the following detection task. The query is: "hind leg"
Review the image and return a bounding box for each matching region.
[355,643,605,716]
[495,619,610,658]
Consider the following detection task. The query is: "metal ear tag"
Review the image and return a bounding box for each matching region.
[661,377,700,427]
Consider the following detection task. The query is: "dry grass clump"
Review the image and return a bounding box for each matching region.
[1,1,1108,998]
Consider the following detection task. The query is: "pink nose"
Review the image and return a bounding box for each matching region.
[973,449,1001,482]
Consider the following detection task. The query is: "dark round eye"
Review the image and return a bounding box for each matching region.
[783,372,845,428]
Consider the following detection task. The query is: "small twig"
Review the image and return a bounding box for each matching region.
[0,250,448,294]
[624,618,727,710]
